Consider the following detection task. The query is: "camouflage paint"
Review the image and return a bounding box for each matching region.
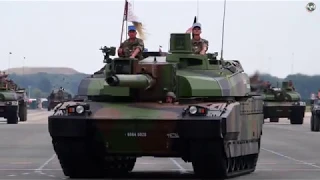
[56,81,262,155]
[0,73,21,102]
[50,33,263,160]
[85,68,252,98]
[262,91,301,101]
[53,98,263,155]
[78,77,130,97]
[0,91,18,101]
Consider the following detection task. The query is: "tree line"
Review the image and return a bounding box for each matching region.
[7,72,319,101]
[8,72,88,98]
[259,73,318,101]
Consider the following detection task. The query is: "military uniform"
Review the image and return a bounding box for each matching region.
[288,80,295,91]
[190,22,209,54]
[192,38,209,54]
[119,25,144,59]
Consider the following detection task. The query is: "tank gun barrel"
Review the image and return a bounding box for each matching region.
[106,74,155,89]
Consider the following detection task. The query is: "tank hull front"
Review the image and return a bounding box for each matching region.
[263,102,306,118]
[49,116,224,156]
[263,101,306,124]
[48,97,263,179]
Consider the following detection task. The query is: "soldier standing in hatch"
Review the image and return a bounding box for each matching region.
[117,25,145,60]
[0,71,3,87]
[288,80,295,90]
[191,23,209,55]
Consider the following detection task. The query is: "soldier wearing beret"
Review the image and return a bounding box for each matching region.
[118,25,145,60]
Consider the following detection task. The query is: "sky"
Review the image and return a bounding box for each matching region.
[0,0,319,78]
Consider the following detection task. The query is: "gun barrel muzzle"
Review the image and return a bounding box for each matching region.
[106,74,155,89]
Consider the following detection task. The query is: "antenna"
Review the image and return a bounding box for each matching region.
[191,16,197,38]
[125,21,128,40]
[23,57,25,76]
[291,52,294,74]
[8,52,12,74]
[132,0,134,10]
[120,0,128,45]
[196,0,199,21]
[125,0,128,41]
[220,0,227,60]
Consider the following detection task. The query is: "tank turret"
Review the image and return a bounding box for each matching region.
[78,34,250,100]
[0,73,19,90]
[47,87,72,111]
[0,72,9,84]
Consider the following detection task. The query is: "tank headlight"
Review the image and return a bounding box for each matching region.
[76,105,84,114]
[189,106,198,114]
[5,101,18,106]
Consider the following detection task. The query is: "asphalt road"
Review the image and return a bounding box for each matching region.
[0,110,319,180]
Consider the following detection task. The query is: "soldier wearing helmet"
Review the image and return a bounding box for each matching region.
[191,22,209,55]
[118,25,145,60]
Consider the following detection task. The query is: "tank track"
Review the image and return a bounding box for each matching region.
[189,139,260,179]
[52,136,260,179]
[52,137,136,178]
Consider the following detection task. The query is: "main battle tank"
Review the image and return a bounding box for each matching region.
[0,72,27,123]
[250,74,306,124]
[48,33,264,179]
[47,87,72,111]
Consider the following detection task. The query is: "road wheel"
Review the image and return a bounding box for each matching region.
[290,115,304,124]
[191,141,227,179]
[19,103,27,122]
[311,116,315,131]
[53,138,105,178]
[7,112,18,124]
[313,115,320,131]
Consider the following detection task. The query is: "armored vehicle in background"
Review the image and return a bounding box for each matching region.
[250,75,305,124]
[48,33,264,179]
[47,87,72,111]
[263,82,305,124]
[0,72,27,123]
